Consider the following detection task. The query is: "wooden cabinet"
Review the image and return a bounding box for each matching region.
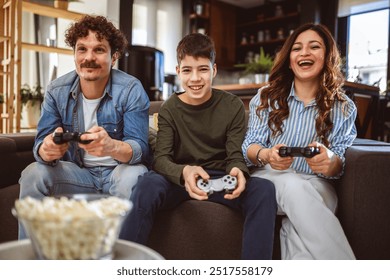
[235,0,301,64]
[183,0,236,69]
[187,0,210,35]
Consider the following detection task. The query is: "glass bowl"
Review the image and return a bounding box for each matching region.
[13,194,132,260]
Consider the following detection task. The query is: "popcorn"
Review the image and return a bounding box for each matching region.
[14,196,131,260]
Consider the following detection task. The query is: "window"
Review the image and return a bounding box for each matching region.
[338,0,390,92]
[346,9,389,91]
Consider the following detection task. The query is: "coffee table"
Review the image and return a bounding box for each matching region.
[0,239,164,260]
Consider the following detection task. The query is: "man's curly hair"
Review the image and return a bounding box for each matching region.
[65,15,128,58]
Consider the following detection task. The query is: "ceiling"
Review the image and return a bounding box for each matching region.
[217,0,266,8]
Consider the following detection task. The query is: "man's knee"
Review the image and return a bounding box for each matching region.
[19,162,54,198]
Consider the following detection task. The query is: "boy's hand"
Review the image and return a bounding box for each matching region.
[224,167,246,200]
[182,165,209,200]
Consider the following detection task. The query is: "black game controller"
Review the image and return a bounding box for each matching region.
[196,175,237,194]
[53,132,93,145]
[279,146,320,158]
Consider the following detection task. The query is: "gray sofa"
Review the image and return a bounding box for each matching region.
[1,101,390,259]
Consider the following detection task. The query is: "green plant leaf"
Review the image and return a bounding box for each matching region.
[235,47,274,75]
[20,84,44,106]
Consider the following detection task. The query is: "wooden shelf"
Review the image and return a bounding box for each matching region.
[0,35,10,43]
[22,42,73,55]
[238,12,299,28]
[189,13,209,20]
[22,1,84,21]
[238,38,286,48]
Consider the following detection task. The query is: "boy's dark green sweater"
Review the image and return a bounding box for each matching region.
[153,88,249,186]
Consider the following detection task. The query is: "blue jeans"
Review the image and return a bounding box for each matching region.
[119,170,277,260]
[18,161,147,239]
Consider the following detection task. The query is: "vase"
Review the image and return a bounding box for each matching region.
[54,0,69,10]
[21,101,41,128]
[254,73,269,84]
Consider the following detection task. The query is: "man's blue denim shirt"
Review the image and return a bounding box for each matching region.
[34,69,150,167]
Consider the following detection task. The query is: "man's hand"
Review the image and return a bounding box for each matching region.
[39,127,69,162]
[224,167,246,200]
[182,165,209,201]
[78,126,116,157]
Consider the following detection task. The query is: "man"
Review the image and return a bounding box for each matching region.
[119,33,277,259]
[19,15,149,238]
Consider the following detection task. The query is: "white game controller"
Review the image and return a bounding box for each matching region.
[196,175,237,194]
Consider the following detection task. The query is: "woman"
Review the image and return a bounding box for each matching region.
[242,23,356,259]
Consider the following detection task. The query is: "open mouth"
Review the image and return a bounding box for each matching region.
[298,60,314,67]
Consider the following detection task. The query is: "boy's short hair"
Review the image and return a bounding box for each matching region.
[176,33,216,65]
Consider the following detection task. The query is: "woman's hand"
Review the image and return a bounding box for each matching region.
[267,144,293,170]
[306,142,342,177]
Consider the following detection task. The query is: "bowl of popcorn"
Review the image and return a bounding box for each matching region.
[13,194,132,260]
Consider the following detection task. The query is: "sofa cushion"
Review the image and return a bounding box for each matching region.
[148,200,243,259]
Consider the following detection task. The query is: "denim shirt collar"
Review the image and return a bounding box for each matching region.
[69,74,113,100]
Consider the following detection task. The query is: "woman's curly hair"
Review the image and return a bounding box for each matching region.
[258,23,347,147]
[65,15,128,58]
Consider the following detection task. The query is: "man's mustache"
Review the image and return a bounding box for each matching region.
[80,61,101,68]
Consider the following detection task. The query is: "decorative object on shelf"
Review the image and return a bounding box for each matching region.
[257,30,264,42]
[194,0,204,16]
[240,33,248,45]
[197,28,205,35]
[277,28,284,39]
[235,47,274,84]
[274,5,284,17]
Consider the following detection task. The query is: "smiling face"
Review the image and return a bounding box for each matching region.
[289,29,326,83]
[176,55,217,105]
[74,30,117,85]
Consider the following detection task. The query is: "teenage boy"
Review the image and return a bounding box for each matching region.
[119,33,277,259]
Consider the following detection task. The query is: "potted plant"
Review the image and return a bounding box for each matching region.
[20,84,44,128]
[20,84,44,107]
[235,47,274,84]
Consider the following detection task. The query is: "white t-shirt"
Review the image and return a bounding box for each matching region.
[82,94,117,167]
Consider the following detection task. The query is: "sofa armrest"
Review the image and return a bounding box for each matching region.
[0,133,35,189]
[337,144,390,259]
